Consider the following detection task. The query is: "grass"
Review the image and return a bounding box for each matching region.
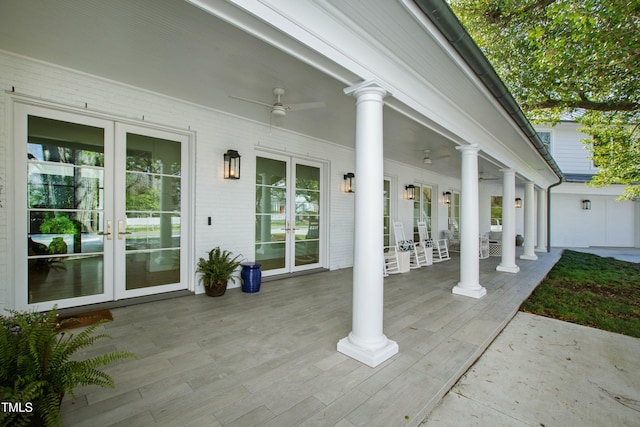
[521,249,640,338]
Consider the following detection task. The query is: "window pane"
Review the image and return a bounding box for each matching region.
[126,133,181,175]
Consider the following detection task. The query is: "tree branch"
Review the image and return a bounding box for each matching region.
[525,99,639,112]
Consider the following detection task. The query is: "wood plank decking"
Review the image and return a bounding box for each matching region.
[61,249,561,427]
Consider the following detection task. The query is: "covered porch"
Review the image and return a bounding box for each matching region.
[61,249,561,427]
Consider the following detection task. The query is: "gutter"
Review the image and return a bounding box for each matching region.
[413,0,564,181]
[546,179,563,252]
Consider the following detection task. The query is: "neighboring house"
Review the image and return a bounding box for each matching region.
[0,0,562,366]
[536,119,640,248]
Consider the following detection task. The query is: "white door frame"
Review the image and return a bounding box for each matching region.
[13,101,193,310]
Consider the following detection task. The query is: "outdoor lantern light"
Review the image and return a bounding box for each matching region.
[443,191,451,205]
[343,173,355,193]
[223,149,241,179]
[405,184,416,200]
[515,197,522,208]
[582,199,591,210]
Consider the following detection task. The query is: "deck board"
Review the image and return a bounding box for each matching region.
[61,249,561,426]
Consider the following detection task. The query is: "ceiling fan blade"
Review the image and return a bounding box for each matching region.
[228,95,273,108]
[286,101,326,111]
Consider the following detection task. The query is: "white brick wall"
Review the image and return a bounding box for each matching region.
[0,51,363,308]
[0,51,465,309]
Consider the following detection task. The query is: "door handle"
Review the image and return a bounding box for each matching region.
[98,220,113,240]
[118,220,132,239]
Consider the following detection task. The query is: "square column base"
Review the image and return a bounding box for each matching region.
[337,336,398,368]
[452,284,487,299]
[520,254,538,260]
[497,264,520,273]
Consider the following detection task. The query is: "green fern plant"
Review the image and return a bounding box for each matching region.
[196,247,243,296]
[0,307,136,426]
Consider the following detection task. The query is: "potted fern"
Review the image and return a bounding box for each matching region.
[196,247,243,297]
[0,307,136,427]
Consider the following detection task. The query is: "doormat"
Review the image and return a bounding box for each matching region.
[58,309,113,330]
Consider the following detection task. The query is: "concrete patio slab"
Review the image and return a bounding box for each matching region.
[423,312,640,427]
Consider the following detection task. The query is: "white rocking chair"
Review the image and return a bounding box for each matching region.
[415,221,433,266]
[383,246,401,276]
[393,221,421,269]
[418,221,450,262]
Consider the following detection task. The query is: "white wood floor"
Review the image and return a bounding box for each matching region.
[61,249,562,427]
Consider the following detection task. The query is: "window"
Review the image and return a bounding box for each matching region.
[448,191,460,231]
[412,184,432,241]
[383,179,391,246]
[491,196,502,231]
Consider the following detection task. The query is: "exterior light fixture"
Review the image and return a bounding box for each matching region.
[443,191,451,205]
[343,173,355,193]
[582,199,591,210]
[515,197,522,208]
[223,149,241,179]
[405,184,416,200]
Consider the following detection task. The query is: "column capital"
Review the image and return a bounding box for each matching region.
[344,79,391,98]
[499,168,516,175]
[455,144,480,154]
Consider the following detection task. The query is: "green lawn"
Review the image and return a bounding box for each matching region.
[521,250,640,338]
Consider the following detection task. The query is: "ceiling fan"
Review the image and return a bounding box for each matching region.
[423,150,432,164]
[229,87,325,117]
[421,149,450,165]
[478,172,500,181]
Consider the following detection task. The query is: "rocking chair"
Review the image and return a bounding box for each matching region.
[393,221,421,269]
[417,221,450,262]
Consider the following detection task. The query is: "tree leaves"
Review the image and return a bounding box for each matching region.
[450,0,640,198]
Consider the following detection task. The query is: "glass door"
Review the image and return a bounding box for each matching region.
[115,124,187,299]
[15,104,188,310]
[255,155,323,275]
[16,105,114,309]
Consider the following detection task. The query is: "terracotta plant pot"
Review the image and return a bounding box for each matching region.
[204,280,227,297]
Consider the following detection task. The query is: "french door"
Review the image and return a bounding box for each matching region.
[15,104,189,310]
[255,154,324,275]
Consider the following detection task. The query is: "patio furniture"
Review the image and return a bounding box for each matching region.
[489,231,502,257]
[479,233,490,259]
[417,221,445,264]
[443,229,460,253]
[393,221,421,269]
[383,246,402,276]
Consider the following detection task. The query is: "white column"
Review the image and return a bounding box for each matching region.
[452,145,486,299]
[337,81,398,367]
[497,168,520,273]
[521,181,538,260]
[535,187,547,252]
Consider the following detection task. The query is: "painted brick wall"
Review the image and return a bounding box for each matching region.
[0,51,360,308]
[0,50,466,309]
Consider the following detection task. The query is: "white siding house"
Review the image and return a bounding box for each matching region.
[536,120,640,248]
[0,0,563,366]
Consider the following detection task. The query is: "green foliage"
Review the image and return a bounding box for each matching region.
[449,0,640,199]
[581,111,640,200]
[0,308,136,426]
[39,216,76,235]
[521,250,640,338]
[196,247,244,288]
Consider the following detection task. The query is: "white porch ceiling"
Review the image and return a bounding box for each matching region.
[0,0,529,180]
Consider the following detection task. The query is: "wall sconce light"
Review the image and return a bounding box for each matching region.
[343,173,355,193]
[582,199,591,210]
[515,197,522,208]
[443,191,451,205]
[405,185,416,200]
[223,149,241,179]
